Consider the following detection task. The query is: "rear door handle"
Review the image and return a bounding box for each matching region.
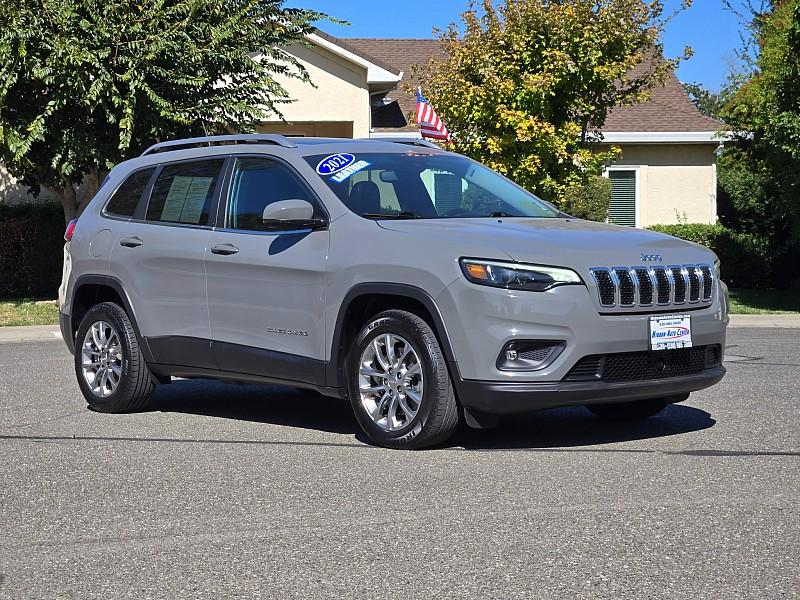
[119,237,143,248]
[210,243,239,256]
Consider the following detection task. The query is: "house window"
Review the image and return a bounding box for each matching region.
[608,170,637,227]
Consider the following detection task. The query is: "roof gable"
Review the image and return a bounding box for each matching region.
[308,30,402,84]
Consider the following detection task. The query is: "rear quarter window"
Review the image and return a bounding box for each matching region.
[104,168,155,218]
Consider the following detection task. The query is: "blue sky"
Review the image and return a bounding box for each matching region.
[298,0,748,91]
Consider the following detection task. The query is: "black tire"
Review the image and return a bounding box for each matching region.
[586,397,668,421]
[74,302,155,413]
[347,310,460,449]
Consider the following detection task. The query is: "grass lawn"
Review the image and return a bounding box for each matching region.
[728,287,800,314]
[0,299,59,327]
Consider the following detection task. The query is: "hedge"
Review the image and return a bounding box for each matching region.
[0,202,66,299]
[646,223,772,289]
[562,176,611,222]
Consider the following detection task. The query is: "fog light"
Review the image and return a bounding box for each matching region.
[497,340,565,371]
[704,345,721,368]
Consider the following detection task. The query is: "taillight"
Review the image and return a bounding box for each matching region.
[64,219,78,242]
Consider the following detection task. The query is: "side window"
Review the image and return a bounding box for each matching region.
[145,159,224,226]
[227,157,319,231]
[105,168,155,218]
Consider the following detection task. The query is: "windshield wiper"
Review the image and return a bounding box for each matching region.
[361,211,419,220]
[489,211,510,218]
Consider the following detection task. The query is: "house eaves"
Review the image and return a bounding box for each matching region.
[600,131,729,144]
[308,31,403,85]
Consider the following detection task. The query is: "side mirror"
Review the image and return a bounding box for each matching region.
[261,199,326,231]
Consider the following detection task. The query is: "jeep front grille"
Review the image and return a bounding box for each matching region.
[590,264,714,309]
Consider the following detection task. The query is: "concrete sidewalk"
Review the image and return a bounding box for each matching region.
[1,314,798,344]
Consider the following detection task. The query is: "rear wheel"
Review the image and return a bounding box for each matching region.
[74,302,155,413]
[586,397,668,421]
[348,310,460,449]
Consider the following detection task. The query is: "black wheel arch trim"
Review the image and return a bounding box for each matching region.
[70,274,154,363]
[326,282,458,388]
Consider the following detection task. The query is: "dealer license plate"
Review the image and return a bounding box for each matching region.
[649,315,692,351]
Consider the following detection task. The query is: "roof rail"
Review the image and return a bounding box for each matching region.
[364,137,441,150]
[141,134,297,156]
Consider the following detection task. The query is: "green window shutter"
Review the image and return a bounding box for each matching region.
[608,170,637,227]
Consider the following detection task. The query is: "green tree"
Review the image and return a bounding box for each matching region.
[413,0,690,205]
[719,0,800,282]
[684,82,726,120]
[562,175,611,222]
[0,0,329,221]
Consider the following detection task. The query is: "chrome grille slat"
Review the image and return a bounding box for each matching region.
[590,268,616,307]
[687,264,701,302]
[652,266,671,305]
[664,267,676,304]
[612,267,635,306]
[632,267,654,306]
[668,265,687,304]
[630,268,639,306]
[608,269,621,306]
[694,266,705,304]
[590,263,714,309]
[700,265,714,301]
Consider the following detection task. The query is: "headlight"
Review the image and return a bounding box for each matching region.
[460,258,583,292]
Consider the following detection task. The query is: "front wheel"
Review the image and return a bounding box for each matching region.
[586,397,668,421]
[348,310,460,449]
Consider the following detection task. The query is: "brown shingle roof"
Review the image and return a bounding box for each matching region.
[344,37,723,134]
[313,30,402,76]
[603,72,723,132]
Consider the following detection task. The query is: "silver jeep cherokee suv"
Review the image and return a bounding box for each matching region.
[59,134,728,449]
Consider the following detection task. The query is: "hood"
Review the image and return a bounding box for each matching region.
[377,217,716,272]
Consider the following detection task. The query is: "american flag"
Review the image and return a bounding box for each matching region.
[415,87,451,142]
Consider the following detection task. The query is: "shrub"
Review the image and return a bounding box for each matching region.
[561,176,611,222]
[646,223,772,289]
[0,202,65,299]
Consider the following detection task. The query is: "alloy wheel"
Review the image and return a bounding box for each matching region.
[358,333,424,431]
[81,320,123,398]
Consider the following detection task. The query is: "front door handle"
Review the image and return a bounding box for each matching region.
[119,237,143,248]
[210,243,239,256]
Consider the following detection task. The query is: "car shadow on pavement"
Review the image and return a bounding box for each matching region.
[149,379,715,450]
[149,379,359,436]
[453,403,716,451]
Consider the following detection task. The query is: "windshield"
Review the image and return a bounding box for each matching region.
[304,152,560,220]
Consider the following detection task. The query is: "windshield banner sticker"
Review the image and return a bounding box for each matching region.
[330,160,371,183]
[316,153,356,175]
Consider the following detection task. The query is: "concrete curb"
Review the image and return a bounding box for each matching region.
[0,313,798,344]
[0,325,62,344]
[727,314,800,329]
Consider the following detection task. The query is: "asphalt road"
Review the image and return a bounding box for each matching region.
[1,328,798,599]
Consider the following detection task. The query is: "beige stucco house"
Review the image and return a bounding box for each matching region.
[1,31,724,228]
